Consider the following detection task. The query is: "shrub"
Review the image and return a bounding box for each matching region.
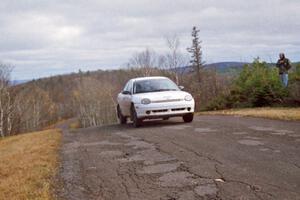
[206,59,289,110]
[288,63,300,104]
[235,59,287,106]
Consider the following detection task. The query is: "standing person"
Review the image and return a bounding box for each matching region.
[276,53,292,87]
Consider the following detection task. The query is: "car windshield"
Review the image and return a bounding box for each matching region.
[134,78,179,94]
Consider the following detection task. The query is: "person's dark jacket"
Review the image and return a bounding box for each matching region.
[276,58,291,74]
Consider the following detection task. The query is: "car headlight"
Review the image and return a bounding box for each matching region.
[141,98,151,104]
[184,95,193,101]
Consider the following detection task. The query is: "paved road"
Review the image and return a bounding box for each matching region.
[56,115,300,200]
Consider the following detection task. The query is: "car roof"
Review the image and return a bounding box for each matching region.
[130,76,169,82]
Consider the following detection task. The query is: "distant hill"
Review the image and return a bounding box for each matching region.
[176,62,248,74]
[11,80,29,85]
[12,61,300,86]
[177,61,300,74]
[205,62,248,73]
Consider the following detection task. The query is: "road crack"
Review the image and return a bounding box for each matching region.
[170,141,223,165]
[116,167,131,200]
[170,141,275,200]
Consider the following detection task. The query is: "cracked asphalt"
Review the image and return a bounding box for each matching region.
[56,115,300,200]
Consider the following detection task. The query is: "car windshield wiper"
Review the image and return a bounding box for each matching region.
[134,91,153,94]
[152,89,177,92]
[135,89,177,94]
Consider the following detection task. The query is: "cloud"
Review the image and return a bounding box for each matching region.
[0,0,299,79]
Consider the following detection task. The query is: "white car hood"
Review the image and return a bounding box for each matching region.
[132,91,191,103]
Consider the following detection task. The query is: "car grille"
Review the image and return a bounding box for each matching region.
[146,107,191,115]
[151,99,182,103]
[152,109,168,113]
[171,108,186,111]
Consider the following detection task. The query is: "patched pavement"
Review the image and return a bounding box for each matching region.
[56,115,300,200]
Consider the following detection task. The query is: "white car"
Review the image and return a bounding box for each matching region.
[117,76,195,127]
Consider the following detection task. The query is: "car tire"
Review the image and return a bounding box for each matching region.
[117,105,127,124]
[131,105,142,128]
[163,117,169,120]
[183,113,194,123]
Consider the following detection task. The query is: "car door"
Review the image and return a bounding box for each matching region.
[119,80,132,116]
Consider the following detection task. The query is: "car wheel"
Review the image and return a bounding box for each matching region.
[183,113,194,123]
[117,105,127,124]
[131,105,142,128]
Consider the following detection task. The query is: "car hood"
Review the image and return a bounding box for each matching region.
[132,91,192,103]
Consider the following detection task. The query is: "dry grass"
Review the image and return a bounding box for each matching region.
[43,119,68,130]
[0,129,61,200]
[199,107,300,121]
[68,120,81,130]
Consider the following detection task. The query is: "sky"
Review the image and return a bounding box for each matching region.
[1,0,299,80]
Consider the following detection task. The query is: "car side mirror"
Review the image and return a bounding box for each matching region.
[179,86,184,90]
[122,91,131,95]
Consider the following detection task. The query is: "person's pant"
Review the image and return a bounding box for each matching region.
[280,73,288,87]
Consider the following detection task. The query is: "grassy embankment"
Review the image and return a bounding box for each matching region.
[68,119,81,130]
[199,107,300,121]
[0,129,61,200]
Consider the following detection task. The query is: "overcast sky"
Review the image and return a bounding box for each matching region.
[1,0,299,80]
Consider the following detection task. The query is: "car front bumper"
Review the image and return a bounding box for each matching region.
[134,100,195,119]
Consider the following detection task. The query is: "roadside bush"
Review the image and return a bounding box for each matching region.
[287,63,300,104]
[289,63,300,82]
[204,94,227,111]
[206,59,288,110]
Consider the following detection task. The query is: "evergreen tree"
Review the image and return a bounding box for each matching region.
[187,26,203,83]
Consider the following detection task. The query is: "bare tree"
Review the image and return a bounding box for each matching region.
[162,34,188,84]
[129,48,158,76]
[0,63,13,137]
[74,77,117,127]
[187,26,204,83]
[0,62,58,136]
[13,84,57,133]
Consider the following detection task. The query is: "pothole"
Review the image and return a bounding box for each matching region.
[249,126,274,131]
[244,136,261,140]
[270,132,287,136]
[87,166,96,170]
[163,125,192,130]
[238,140,264,146]
[179,190,196,200]
[82,140,121,146]
[194,184,217,197]
[119,149,176,165]
[64,141,80,149]
[271,130,295,136]
[125,140,155,149]
[158,171,197,187]
[194,128,216,133]
[289,134,300,138]
[259,148,270,152]
[232,132,248,135]
[99,150,123,157]
[138,163,180,174]
[276,130,294,134]
[114,132,137,140]
[64,142,79,154]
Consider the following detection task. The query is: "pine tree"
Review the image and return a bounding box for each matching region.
[187,26,203,83]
